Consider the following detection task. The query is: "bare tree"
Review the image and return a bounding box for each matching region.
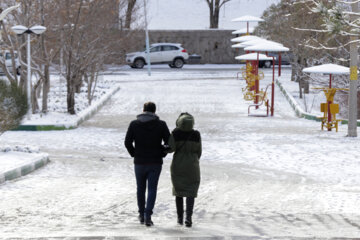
[2,0,136,116]
[255,0,346,97]
[125,0,137,29]
[59,0,122,114]
[1,0,59,114]
[205,0,232,28]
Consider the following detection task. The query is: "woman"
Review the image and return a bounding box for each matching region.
[168,112,202,227]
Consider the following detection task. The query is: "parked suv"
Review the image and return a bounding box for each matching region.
[126,43,189,69]
[259,52,292,68]
[0,50,20,75]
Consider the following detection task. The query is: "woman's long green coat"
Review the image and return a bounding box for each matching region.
[168,113,202,198]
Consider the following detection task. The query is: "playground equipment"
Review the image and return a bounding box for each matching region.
[231,15,289,117]
[244,43,290,116]
[236,53,271,108]
[248,84,272,117]
[303,64,350,132]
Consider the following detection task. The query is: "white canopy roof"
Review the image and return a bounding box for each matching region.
[232,27,255,35]
[242,39,283,47]
[232,39,283,49]
[232,15,264,22]
[236,53,273,61]
[303,64,350,75]
[232,43,247,48]
[244,43,290,52]
[231,35,262,43]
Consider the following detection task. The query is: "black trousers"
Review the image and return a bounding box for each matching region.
[175,196,195,217]
[134,164,162,218]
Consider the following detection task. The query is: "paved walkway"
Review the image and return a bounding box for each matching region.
[0,68,360,239]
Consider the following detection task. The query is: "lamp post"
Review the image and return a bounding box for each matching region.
[11,25,46,120]
[143,0,151,76]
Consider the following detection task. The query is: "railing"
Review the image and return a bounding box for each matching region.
[248,84,271,116]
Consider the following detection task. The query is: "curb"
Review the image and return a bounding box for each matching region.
[0,154,49,184]
[14,85,121,131]
[276,78,360,126]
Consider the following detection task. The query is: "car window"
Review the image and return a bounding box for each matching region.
[5,53,11,60]
[150,46,161,52]
[162,45,178,51]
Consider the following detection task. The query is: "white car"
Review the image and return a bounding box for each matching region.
[126,43,189,69]
[0,51,20,75]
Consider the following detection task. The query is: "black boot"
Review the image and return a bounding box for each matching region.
[185,216,192,227]
[176,196,184,225]
[185,197,194,228]
[145,215,153,227]
[138,214,145,224]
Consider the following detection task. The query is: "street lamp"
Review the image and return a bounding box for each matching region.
[11,25,46,119]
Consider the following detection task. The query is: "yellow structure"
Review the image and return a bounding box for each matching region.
[314,87,348,132]
[241,63,265,102]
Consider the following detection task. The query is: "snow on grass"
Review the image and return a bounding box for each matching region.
[21,74,118,126]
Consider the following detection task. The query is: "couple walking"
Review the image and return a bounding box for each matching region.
[124,102,202,228]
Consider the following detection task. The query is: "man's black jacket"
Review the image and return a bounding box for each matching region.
[124,112,170,165]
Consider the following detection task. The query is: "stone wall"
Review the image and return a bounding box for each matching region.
[117,29,242,64]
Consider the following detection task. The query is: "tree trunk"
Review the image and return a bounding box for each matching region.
[290,64,296,81]
[31,83,40,113]
[208,0,224,29]
[298,79,303,99]
[66,57,76,114]
[208,0,215,28]
[42,65,50,113]
[40,0,50,113]
[125,0,136,29]
[303,80,309,94]
[213,0,220,29]
[67,77,76,115]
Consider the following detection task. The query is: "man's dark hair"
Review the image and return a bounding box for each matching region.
[143,102,156,113]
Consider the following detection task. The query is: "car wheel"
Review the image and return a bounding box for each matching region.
[173,58,184,68]
[134,59,145,69]
[264,60,272,68]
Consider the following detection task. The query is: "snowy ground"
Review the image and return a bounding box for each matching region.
[0,146,45,174]
[1,66,360,239]
[20,74,116,126]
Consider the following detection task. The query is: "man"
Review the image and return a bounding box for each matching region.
[124,102,170,227]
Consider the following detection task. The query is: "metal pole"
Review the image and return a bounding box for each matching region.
[278,53,282,77]
[143,0,151,76]
[27,33,31,120]
[348,2,358,137]
[328,74,332,131]
[271,56,275,116]
[255,52,259,109]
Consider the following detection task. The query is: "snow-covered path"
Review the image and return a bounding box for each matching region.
[1,68,360,239]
